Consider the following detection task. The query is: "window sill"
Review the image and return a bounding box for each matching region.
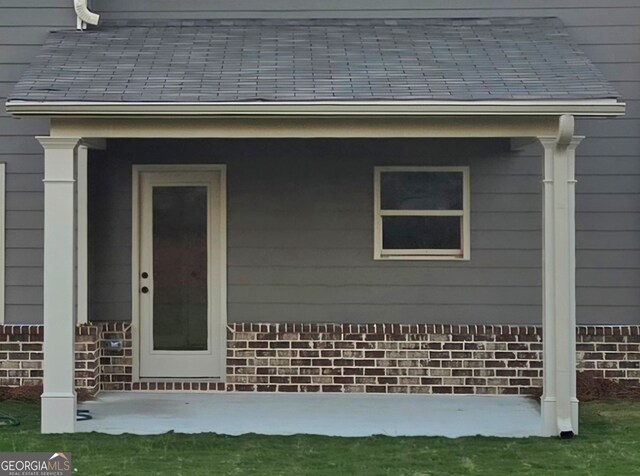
[374,253,470,261]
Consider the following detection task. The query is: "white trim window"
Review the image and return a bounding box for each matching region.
[374,166,470,260]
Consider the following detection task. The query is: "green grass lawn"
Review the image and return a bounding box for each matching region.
[1,400,639,475]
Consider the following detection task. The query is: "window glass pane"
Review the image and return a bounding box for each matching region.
[381,172,463,210]
[382,216,461,250]
[153,186,208,351]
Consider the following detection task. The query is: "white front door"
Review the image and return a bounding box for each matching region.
[136,167,226,378]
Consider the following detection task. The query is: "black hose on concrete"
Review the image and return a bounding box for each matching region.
[76,409,93,421]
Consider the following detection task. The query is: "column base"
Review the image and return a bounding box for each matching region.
[541,397,557,436]
[41,392,76,433]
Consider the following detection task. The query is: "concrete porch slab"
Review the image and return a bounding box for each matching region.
[77,392,542,438]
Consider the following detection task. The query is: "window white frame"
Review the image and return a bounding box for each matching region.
[374,166,470,261]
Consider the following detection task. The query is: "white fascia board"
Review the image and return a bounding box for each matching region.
[4,99,626,117]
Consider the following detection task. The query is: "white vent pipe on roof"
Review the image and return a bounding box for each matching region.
[74,0,99,30]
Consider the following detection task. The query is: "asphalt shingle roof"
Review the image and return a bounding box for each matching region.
[8,17,619,103]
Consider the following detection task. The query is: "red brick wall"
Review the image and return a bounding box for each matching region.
[224,324,545,395]
[99,323,132,391]
[1,323,639,394]
[0,325,100,393]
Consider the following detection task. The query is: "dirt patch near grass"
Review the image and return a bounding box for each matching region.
[576,371,640,401]
[0,385,94,402]
[531,371,640,401]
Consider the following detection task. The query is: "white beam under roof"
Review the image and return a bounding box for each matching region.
[5,100,626,117]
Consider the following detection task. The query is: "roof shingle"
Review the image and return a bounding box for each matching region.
[8,17,620,103]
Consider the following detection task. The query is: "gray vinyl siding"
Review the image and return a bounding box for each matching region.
[0,0,74,323]
[1,0,639,324]
[87,136,633,325]
[92,138,541,324]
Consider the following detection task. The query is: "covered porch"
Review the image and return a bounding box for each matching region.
[5,18,625,437]
[34,114,595,437]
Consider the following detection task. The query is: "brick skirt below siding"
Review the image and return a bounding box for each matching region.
[1,323,639,395]
[0,325,99,393]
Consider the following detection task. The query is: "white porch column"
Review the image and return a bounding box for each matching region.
[538,115,583,437]
[37,136,81,433]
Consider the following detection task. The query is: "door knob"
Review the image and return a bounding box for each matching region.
[141,286,149,294]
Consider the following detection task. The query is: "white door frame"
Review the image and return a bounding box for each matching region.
[131,164,227,381]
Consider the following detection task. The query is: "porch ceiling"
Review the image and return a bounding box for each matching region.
[6,17,624,117]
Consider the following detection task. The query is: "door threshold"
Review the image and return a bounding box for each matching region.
[131,380,226,392]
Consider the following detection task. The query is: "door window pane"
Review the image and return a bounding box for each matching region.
[382,216,461,250]
[152,186,208,351]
